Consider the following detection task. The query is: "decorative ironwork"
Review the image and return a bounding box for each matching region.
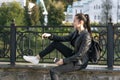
[0,32,10,58]
[114,27,120,62]
[0,26,119,65]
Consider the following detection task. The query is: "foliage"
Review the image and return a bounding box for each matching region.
[0,3,8,26]
[6,2,25,26]
[38,0,52,26]
[31,4,40,26]
[48,1,65,26]
[114,22,120,26]
[62,22,72,26]
[90,22,101,26]
[24,0,32,26]
[0,0,73,26]
[24,0,40,26]
[29,0,72,26]
[56,0,73,10]
[24,6,32,26]
[39,5,44,26]
[30,0,36,3]
[0,1,25,26]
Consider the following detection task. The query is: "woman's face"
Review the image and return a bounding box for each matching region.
[73,16,81,29]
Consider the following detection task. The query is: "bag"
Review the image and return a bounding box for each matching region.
[88,39,102,63]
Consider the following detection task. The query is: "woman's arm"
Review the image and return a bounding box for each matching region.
[48,31,75,42]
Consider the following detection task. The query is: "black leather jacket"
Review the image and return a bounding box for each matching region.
[49,29,91,66]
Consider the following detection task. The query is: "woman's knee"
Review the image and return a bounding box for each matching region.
[50,41,62,47]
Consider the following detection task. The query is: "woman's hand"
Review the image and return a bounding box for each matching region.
[42,33,51,39]
[56,59,63,66]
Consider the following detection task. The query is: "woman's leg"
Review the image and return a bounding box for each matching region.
[50,60,89,80]
[23,41,74,64]
[50,63,81,80]
[39,41,74,58]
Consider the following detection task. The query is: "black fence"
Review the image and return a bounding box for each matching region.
[0,21,120,68]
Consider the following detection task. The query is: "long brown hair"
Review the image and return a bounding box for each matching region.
[84,14,92,37]
[75,13,92,37]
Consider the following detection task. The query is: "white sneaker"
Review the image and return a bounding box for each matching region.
[23,56,39,64]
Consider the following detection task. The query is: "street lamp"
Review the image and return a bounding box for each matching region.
[104,2,112,25]
[104,10,109,25]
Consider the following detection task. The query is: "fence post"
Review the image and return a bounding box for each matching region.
[107,17,114,69]
[10,19,16,66]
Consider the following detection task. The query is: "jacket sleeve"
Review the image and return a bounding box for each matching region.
[63,33,91,64]
[48,31,75,42]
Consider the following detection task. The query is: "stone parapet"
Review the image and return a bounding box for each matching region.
[0,63,120,80]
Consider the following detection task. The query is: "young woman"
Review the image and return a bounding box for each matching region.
[23,13,92,80]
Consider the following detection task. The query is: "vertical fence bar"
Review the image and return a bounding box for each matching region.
[10,19,16,65]
[107,18,114,69]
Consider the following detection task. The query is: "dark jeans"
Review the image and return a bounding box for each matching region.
[39,42,88,80]
[39,41,74,58]
[49,62,88,80]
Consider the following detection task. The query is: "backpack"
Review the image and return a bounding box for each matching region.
[88,39,102,63]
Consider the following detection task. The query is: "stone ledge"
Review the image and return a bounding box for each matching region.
[0,62,120,71]
[0,62,120,80]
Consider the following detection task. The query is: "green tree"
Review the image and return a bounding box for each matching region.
[27,0,66,26]
[19,0,40,26]
[31,0,36,3]
[55,0,73,10]
[39,5,44,25]
[0,3,8,26]
[24,6,32,26]
[48,1,65,26]
[7,1,25,26]
[0,1,25,26]
[31,4,40,26]
[38,0,52,26]
[24,0,33,26]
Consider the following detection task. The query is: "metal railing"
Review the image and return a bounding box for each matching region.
[0,20,120,68]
